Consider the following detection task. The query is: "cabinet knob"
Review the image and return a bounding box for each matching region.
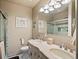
[38,55,41,58]
[30,52,32,56]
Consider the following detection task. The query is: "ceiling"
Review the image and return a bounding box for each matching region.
[5,0,40,8]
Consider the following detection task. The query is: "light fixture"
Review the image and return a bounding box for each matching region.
[61,0,71,4]
[44,10,49,13]
[49,2,54,6]
[54,2,61,8]
[39,0,70,14]
[40,8,44,12]
[56,0,62,2]
[44,5,49,9]
[49,7,54,11]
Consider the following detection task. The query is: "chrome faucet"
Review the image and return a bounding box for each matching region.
[19,38,24,46]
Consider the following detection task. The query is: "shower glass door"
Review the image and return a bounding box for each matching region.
[0,12,8,59]
[0,13,5,41]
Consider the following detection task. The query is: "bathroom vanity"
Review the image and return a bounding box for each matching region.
[28,39,75,59]
[28,44,48,59]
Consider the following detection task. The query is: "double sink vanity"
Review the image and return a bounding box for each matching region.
[28,39,75,59]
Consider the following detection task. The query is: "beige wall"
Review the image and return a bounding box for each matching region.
[0,0,32,57]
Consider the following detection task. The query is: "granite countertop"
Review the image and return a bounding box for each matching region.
[28,39,75,59]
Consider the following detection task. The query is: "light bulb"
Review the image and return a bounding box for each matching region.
[61,0,71,4]
[44,10,49,13]
[49,0,55,6]
[44,5,49,9]
[40,8,44,12]
[54,2,61,8]
[49,7,54,11]
[56,0,62,1]
[49,2,54,6]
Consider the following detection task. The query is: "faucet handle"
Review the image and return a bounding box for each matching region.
[19,38,24,45]
[60,45,62,48]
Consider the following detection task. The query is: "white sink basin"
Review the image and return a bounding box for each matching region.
[50,48,74,59]
[20,46,29,51]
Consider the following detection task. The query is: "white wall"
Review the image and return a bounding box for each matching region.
[0,0,32,57]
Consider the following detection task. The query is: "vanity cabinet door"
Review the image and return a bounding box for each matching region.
[32,47,39,59]
[29,44,39,59]
[28,43,48,59]
[29,45,35,59]
[39,51,48,59]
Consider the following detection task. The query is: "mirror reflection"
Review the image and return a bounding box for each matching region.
[47,18,68,35]
[32,0,76,37]
[46,6,68,36]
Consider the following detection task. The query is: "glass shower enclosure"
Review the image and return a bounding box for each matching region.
[0,10,8,59]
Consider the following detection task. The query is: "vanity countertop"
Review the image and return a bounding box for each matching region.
[28,39,75,59]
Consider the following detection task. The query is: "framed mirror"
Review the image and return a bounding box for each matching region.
[33,0,76,37]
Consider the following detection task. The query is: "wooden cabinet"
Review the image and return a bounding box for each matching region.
[29,44,48,59]
[39,51,48,59]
